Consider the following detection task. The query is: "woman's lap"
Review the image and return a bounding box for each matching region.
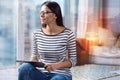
[18,63,72,80]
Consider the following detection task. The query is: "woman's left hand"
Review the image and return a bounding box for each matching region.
[45,63,59,72]
[45,61,72,72]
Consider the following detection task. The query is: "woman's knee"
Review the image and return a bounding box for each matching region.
[19,63,34,72]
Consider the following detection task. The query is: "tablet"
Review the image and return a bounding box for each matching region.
[16,60,45,68]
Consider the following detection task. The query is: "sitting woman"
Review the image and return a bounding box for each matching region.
[18,1,76,80]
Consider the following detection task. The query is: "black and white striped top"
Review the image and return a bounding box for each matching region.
[31,27,76,76]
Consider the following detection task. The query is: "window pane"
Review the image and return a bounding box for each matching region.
[0,0,17,68]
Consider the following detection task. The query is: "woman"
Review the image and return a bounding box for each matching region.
[18,1,76,80]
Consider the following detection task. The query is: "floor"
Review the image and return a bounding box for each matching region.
[0,67,18,80]
[71,64,120,80]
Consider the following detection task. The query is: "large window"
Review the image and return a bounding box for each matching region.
[0,0,17,68]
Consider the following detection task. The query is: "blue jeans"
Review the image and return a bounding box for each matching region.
[18,63,72,80]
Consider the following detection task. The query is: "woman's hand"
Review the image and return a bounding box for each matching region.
[45,63,59,72]
[45,61,72,72]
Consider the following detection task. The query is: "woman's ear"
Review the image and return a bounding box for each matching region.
[53,14,57,19]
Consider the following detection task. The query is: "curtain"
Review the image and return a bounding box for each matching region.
[76,0,89,38]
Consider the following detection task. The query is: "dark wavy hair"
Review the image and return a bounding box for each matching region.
[41,1,64,27]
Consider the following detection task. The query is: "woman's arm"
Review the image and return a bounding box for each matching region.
[30,31,39,62]
[45,60,72,72]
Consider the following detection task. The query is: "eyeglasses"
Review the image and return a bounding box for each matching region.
[40,11,53,15]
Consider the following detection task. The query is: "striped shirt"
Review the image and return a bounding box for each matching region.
[31,27,76,76]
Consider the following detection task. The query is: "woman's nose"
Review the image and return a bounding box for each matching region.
[40,13,44,18]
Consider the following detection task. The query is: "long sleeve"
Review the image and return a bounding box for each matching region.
[31,31,39,59]
[67,31,77,66]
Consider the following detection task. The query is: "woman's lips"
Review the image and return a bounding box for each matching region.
[41,19,45,22]
[41,18,46,21]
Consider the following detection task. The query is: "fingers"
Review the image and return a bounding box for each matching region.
[45,64,54,72]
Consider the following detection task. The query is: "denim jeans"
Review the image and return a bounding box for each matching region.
[18,63,72,80]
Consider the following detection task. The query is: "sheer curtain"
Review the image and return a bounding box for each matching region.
[76,0,89,38]
[75,0,102,38]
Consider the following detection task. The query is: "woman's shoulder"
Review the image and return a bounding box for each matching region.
[64,27,73,32]
[33,28,42,34]
[31,28,44,37]
[64,27,74,35]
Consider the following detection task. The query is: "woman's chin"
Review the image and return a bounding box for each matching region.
[42,24,46,27]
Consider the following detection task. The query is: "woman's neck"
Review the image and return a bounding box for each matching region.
[42,24,65,35]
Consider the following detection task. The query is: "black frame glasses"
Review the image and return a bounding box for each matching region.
[40,11,53,15]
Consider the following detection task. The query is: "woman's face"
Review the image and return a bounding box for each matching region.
[40,5,57,25]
